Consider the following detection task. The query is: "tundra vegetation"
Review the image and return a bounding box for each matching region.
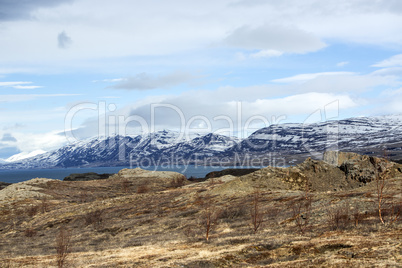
[0,152,401,267]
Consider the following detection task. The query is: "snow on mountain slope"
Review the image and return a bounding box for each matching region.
[2,115,402,169]
[159,133,240,160]
[228,115,402,157]
[5,150,47,163]
[1,130,238,169]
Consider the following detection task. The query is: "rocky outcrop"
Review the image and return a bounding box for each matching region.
[108,168,189,191]
[211,152,402,196]
[0,178,54,204]
[63,172,113,181]
[205,168,259,179]
[324,151,401,184]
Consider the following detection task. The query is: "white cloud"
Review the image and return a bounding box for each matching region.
[0,0,73,21]
[250,49,283,58]
[1,133,17,142]
[370,67,402,76]
[223,23,326,54]
[0,81,31,87]
[10,130,67,155]
[13,85,43,89]
[0,94,81,103]
[235,49,283,60]
[0,81,42,89]
[337,61,349,67]
[0,68,37,75]
[0,0,401,67]
[69,84,360,140]
[272,72,355,84]
[372,54,402,67]
[93,78,125,83]
[109,71,202,90]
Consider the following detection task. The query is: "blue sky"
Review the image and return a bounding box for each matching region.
[1,0,402,160]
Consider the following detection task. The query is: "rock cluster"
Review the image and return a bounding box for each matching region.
[210,152,402,196]
[324,151,400,184]
[205,168,259,180]
[63,172,113,181]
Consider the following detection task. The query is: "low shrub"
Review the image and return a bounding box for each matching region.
[327,203,350,230]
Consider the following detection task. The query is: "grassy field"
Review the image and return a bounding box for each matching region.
[0,159,401,267]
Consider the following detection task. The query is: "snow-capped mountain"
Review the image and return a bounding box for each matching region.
[1,130,239,169]
[159,133,240,160]
[2,115,402,169]
[225,115,402,161]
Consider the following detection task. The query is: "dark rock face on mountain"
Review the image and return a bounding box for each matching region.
[63,172,114,181]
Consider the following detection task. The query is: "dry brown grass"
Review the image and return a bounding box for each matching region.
[0,170,401,267]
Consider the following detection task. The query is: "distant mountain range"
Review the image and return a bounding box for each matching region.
[2,115,402,169]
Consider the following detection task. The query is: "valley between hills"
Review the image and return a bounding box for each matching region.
[0,151,401,267]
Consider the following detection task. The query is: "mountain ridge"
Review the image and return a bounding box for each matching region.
[2,115,402,169]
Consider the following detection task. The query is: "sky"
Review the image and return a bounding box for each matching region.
[1,0,402,160]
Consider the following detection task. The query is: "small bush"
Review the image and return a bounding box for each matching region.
[250,190,264,234]
[55,227,71,268]
[383,200,402,224]
[290,188,312,234]
[219,205,248,222]
[352,205,364,227]
[198,194,220,241]
[327,203,350,230]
